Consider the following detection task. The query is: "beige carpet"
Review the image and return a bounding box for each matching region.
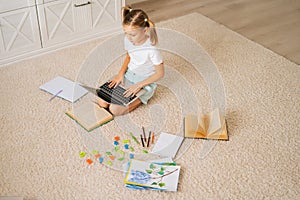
[0,13,299,199]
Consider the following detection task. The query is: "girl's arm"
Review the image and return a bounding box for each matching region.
[109,52,130,88]
[124,62,164,97]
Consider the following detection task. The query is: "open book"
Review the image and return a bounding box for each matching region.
[184,108,228,140]
[66,101,113,131]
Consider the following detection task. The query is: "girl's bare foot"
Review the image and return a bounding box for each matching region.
[97,98,109,108]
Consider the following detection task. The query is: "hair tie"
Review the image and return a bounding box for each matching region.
[144,18,148,22]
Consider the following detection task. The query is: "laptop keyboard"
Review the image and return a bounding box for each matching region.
[96,82,137,105]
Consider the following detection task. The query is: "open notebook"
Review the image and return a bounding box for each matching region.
[40,76,88,103]
[66,101,113,131]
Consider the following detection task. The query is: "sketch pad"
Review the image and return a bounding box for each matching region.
[124,159,181,191]
[151,132,184,158]
[40,76,88,103]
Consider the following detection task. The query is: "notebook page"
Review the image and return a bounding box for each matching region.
[207,108,222,135]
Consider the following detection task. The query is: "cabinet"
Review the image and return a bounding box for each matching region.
[0,1,41,60]
[0,0,124,65]
[37,0,122,47]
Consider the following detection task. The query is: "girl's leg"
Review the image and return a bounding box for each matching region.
[109,99,142,116]
[97,98,110,108]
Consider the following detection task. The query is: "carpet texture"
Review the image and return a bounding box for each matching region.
[0,13,299,199]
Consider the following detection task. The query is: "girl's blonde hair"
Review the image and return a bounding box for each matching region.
[122,6,158,46]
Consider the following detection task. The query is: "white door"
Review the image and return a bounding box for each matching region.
[37,0,77,47]
[91,0,121,30]
[0,6,41,59]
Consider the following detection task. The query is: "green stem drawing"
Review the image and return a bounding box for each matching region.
[151,168,179,183]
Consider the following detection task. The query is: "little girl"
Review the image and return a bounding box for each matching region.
[98,6,164,116]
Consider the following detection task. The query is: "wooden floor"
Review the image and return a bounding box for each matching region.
[127,0,300,64]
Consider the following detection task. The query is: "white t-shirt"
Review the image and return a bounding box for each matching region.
[124,37,163,78]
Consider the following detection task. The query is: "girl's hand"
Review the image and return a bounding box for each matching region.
[124,84,142,97]
[109,74,124,88]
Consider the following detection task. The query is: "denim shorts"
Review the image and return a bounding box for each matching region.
[124,70,157,104]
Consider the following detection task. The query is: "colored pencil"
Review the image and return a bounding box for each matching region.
[49,89,63,101]
[147,131,151,147]
[142,126,146,143]
[140,134,145,147]
[130,132,140,145]
[151,132,155,144]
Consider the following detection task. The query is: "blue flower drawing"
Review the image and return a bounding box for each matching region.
[128,170,151,184]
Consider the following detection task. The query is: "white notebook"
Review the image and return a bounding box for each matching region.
[151,132,184,158]
[40,76,88,103]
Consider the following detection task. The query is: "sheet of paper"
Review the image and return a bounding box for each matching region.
[207,108,222,135]
[122,157,174,180]
[40,76,88,103]
[197,114,206,133]
[151,132,184,158]
[125,159,180,191]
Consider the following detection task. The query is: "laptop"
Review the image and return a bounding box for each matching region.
[81,82,146,106]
